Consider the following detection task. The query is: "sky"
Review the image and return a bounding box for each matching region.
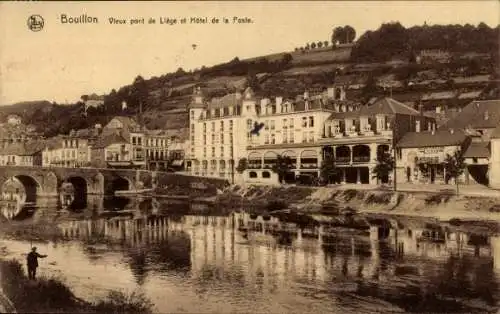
[0,1,498,106]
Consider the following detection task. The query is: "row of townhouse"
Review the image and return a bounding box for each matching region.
[187,85,500,189]
[1,116,182,171]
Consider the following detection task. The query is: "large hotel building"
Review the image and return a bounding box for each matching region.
[187,86,436,184]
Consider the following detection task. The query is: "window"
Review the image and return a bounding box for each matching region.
[270,120,275,130]
[264,134,270,144]
[203,134,206,145]
[283,132,288,143]
[290,118,294,128]
[212,147,215,157]
[302,131,307,143]
[265,120,269,130]
[249,171,258,178]
[138,137,142,145]
[309,131,314,142]
[132,137,137,145]
[211,122,215,132]
[211,134,215,144]
[309,116,314,127]
[247,119,253,130]
[229,133,233,143]
[290,131,294,143]
[229,120,233,131]
[203,123,206,132]
[190,110,194,119]
[302,117,307,127]
[191,135,195,143]
[271,134,276,144]
[262,171,271,178]
[203,147,206,157]
[220,133,224,144]
[220,121,224,131]
[220,146,224,157]
[283,119,287,129]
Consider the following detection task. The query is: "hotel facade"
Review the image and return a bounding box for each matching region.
[187,86,435,184]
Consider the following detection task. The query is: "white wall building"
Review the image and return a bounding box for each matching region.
[490,126,500,189]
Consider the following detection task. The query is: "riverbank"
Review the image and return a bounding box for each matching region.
[0,259,154,313]
[215,185,500,223]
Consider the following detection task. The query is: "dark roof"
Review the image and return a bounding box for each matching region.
[361,97,420,116]
[463,141,490,158]
[93,133,128,149]
[396,129,468,148]
[327,97,420,121]
[440,100,500,130]
[208,93,243,109]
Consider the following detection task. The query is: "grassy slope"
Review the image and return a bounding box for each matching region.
[0,259,154,313]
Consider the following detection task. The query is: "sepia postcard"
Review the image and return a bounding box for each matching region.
[0,1,499,313]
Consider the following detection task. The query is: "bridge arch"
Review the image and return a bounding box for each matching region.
[1,175,41,204]
[105,176,134,195]
[61,176,89,210]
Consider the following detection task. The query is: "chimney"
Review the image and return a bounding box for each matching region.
[275,96,283,113]
[449,128,454,134]
[484,110,489,120]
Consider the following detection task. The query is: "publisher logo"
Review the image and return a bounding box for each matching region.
[27,15,44,32]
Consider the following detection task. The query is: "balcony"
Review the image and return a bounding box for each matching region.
[300,163,318,169]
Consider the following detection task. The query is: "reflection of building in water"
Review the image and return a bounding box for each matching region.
[0,200,22,219]
[1,178,26,202]
[492,236,500,270]
[373,224,495,261]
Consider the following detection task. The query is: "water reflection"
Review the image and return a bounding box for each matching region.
[0,199,499,313]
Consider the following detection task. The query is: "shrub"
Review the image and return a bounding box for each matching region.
[91,291,154,314]
[343,189,362,201]
[365,192,393,204]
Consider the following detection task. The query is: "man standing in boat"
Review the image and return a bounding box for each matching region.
[26,247,48,280]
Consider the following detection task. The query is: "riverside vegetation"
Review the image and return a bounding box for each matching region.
[0,259,155,313]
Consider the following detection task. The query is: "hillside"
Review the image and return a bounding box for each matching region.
[1,22,498,139]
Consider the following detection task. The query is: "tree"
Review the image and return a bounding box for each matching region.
[372,148,394,184]
[332,25,357,45]
[317,41,323,48]
[444,149,466,195]
[320,153,339,184]
[271,156,293,184]
[324,41,329,47]
[311,42,317,49]
[236,158,248,174]
[80,95,89,102]
[305,43,310,50]
[343,25,356,43]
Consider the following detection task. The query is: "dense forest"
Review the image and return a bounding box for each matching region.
[351,22,499,62]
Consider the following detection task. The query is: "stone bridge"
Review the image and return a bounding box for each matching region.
[0,166,230,202]
[0,166,151,199]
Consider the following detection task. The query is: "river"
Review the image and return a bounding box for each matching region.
[0,196,499,313]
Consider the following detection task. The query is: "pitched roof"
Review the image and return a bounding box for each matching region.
[396,129,468,148]
[93,133,129,149]
[439,99,500,130]
[359,97,420,116]
[208,93,242,109]
[463,141,490,158]
[107,116,141,131]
